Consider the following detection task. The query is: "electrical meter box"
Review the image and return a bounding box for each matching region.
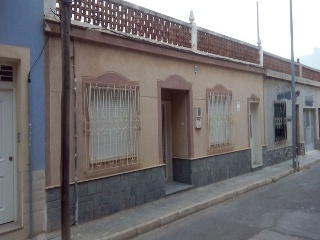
[194,107,202,129]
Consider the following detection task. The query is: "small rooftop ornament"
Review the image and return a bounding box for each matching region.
[189,10,195,23]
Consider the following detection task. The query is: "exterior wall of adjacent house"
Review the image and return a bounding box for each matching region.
[0,0,46,170]
[295,82,320,152]
[264,75,294,166]
[264,60,320,166]
[0,1,46,239]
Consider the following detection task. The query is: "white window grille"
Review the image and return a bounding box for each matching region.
[84,83,141,170]
[208,92,234,149]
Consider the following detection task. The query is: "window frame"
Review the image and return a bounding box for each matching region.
[207,85,235,150]
[82,72,141,171]
[274,100,287,142]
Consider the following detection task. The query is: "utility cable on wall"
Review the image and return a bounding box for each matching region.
[28,36,49,82]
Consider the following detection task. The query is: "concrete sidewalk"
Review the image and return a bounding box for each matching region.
[39,151,320,240]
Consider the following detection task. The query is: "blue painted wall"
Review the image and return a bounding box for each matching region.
[0,0,45,170]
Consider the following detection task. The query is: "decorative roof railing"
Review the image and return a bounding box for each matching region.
[302,66,320,81]
[197,28,259,64]
[264,53,300,76]
[48,0,320,80]
[56,0,191,48]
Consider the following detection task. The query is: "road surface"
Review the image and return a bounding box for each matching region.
[134,163,320,240]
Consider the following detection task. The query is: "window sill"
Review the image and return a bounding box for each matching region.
[209,142,235,150]
[208,145,235,155]
[90,156,138,165]
[0,222,23,237]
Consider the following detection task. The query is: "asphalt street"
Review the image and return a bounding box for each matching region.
[133,163,320,240]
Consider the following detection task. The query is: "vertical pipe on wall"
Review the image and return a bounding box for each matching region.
[290,0,297,170]
[72,40,79,225]
[256,1,263,66]
[256,1,261,47]
[27,74,34,239]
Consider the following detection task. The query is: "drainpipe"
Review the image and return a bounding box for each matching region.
[297,58,302,78]
[72,40,79,225]
[257,1,263,66]
[28,73,34,239]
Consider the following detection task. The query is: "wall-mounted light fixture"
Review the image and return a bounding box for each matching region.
[194,65,198,74]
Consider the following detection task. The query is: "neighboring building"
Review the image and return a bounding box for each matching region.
[263,53,320,165]
[0,0,46,239]
[299,48,320,70]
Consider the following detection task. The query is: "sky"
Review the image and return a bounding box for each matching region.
[126,0,320,61]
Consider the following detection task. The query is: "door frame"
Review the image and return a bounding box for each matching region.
[157,75,194,163]
[296,104,300,155]
[303,108,316,153]
[0,68,17,223]
[161,101,173,181]
[248,94,262,167]
[249,102,262,166]
[0,45,30,228]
